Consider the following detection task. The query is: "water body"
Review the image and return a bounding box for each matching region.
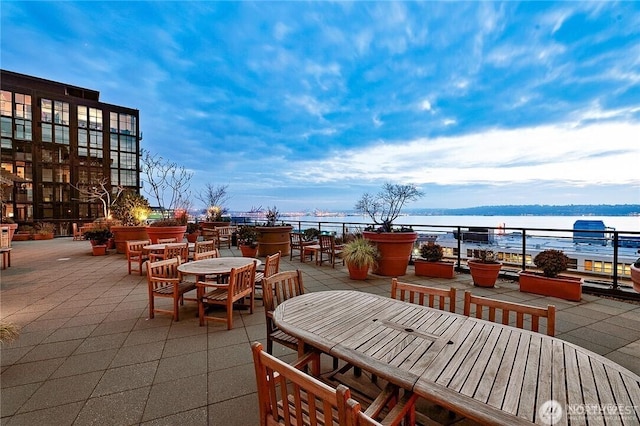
[284,215,640,233]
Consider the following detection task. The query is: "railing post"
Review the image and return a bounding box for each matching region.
[521,229,527,272]
[612,231,619,289]
[456,226,462,269]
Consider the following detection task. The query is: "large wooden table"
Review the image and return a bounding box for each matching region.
[177,257,261,281]
[273,290,640,425]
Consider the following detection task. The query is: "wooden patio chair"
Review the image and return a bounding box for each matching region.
[146,257,196,321]
[463,291,556,336]
[194,239,216,254]
[216,226,233,249]
[318,234,344,268]
[197,260,256,329]
[126,239,150,275]
[251,342,417,426]
[72,223,83,241]
[157,237,177,243]
[391,279,457,313]
[254,251,281,300]
[149,242,189,263]
[193,249,219,261]
[289,232,314,262]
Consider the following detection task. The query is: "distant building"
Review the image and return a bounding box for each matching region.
[1,70,141,233]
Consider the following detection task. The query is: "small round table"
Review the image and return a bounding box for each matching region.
[178,257,262,281]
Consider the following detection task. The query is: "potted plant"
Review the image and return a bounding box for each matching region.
[33,222,55,240]
[356,183,423,276]
[237,225,259,257]
[303,227,320,242]
[110,192,151,253]
[13,225,34,241]
[83,224,113,256]
[414,243,455,279]
[342,237,379,280]
[146,218,187,244]
[467,249,502,288]
[631,258,640,293]
[186,222,201,243]
[256,206,293,257]
[519,249,582,301]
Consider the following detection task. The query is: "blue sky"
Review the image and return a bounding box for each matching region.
[2,1,639,212]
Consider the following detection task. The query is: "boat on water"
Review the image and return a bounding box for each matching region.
[415,220,640,282]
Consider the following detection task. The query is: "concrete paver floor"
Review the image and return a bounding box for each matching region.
[1,238,639,425]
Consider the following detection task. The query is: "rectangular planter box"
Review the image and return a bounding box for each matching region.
[518,271,582,301]
[414,259,455,279]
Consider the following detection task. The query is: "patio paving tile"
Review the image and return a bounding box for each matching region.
[153,350,208,384]
[92,361,158,397]
[4,401,84,426]
[18,371,103,413]
[74,387,150,426]
[142,374,207,422]
[109,341,165,368]
[139,407,207,426]
[0,357,65,387]
[49,348,118,379]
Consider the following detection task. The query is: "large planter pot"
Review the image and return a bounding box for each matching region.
[257,226,293,257]
[468,260,502,288]
[201,222,232,230]
[519,271,583,301]
[632,264,640,293]
[347,264,369,280]
[92,244,108,256]
[239,244,259,258]
[145,225,187,244]
[363,231,418,277]
[111,226,149,254]
[414,259,455,279]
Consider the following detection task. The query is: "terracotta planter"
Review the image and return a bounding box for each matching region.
[145,225,187,244]
[239,244,258,258]
[629,264,640,293]
[519,271,583,301]
[32,233,54,240]
[414,259,455,279]
[13,232,31,241]
[92,244,108,256]
[468,260,502,288]
[347,264,369,280]
[111,226,149,254]
[363,231,418,277]
[257,226,293,257]
[186,232,200,243]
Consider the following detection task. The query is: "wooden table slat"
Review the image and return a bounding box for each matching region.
[501,333,532,415]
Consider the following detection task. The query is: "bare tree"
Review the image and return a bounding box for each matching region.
[355,183,424,232]
[70,178,124,219]
[141,149,193,219]
[196,183,230,216]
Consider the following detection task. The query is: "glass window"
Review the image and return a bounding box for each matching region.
[110,112,118,132]
[110,151,118,167]
[55,166,70,183]
[78,106,87,129]
[14,93,31,120]
[121,135,136,152]
[89,107,102,130]
[41,99,53,122]
[41,167,53,182]
[0,91,11,117]
[54,101,69,125]
[111,168,119,185]
[78,129,87,147]
[42,123,53,142]
[1,138,11,149]
[15,119,32,140]
[121,169,137,186]
[121,152,136,169]
[110,133,118,150]
[1,117,11,137]
[41,149,53,163]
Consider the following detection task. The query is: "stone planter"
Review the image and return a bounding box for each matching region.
[363,231,418,277]
[32,233,54,240]
[145,225,187,244]
[12,232,31,241]
[111,226,149,254]
[519,271,583,301]
[414,259,455,279]
[468,260,502,288]
[632,264,640,293]
[257,226,293,257]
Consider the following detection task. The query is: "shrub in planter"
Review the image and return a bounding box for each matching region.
[519,249,582,301]
[342,237,379,280]
[534,249,569,277]
[414,243,455,279]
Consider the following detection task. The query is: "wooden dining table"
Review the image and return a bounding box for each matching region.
[177,257,261,282]
[273,290,640,425]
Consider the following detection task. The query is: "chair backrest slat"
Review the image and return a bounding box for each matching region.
[390,279,457,313]
[463,291,556,336]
